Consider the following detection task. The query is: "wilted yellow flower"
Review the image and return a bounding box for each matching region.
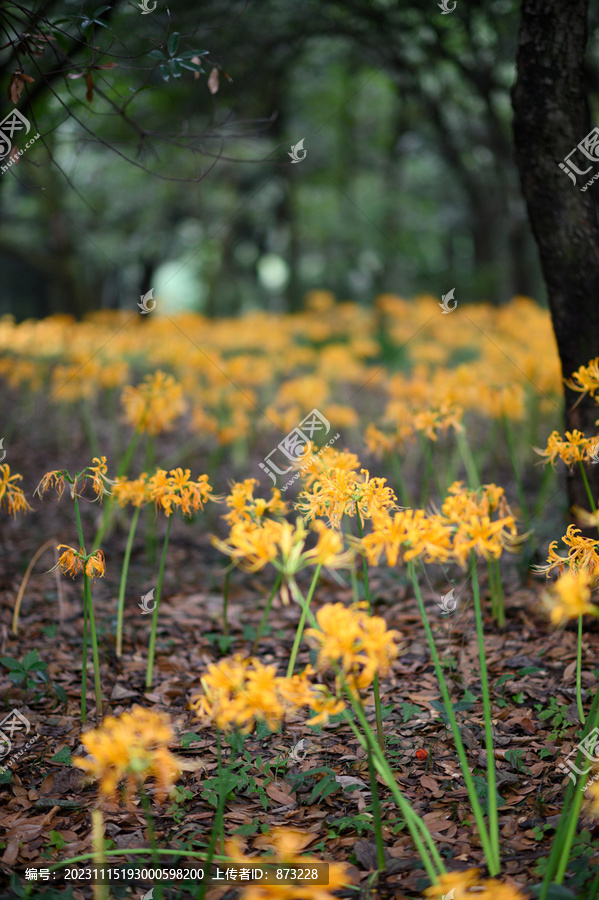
[0,465,31,516]
[542,570,597,626]
[35,469,66,501]
[73,456,111,502]
[56,545,105,580]
[73,706,180,802]
[306,602,400,693]
[121,370,187,435]
[226,826,351,900]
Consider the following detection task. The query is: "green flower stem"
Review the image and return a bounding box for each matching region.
[289,577,444,882]
[577,615,585,726]
[501,414,530,522]
[493,559,505,628]
[366,734,387,875]
[576,458,598,725]
[389,451,411,508]
[84,573,103,722]
[93,430,141,550]
[409,563,497,875]
[342,693,444,881]
[539,684,599,897]
[456,428,480,489]
[222,568,230,636]
[81,588,88,725]
[74,496,102,721]
[252,572,282,652]
[116,505,141,658]
[470,558,500,870]
[199,729,227,900]
[355,505,385,751]
[146,515,173,689]
[287,564,321,677]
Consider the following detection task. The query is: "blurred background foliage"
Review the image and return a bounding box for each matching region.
[2,0,599,319]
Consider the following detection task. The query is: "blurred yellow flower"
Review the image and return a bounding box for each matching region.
[191,656,342,733]
[226,826,351,900]
[112,472,150,507]
[542,570,596,626]
[0,465,31,516]
[306,602,400,693]
[121,370,187,435]
[73,706,180,802]
[223,479,288,525]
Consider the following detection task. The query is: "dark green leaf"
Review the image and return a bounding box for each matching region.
[50,747,71,765]
[167,32,179,57]
[0,657,24,672]
[180,732,202,749]
[148,49,165,59]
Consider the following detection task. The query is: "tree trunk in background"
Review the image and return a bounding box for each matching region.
[512,0,599,515]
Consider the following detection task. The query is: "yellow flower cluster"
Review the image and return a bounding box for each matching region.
[56,545,106,580]
[535,429,598,468]
[306,602,400,693]
[423,868,526,900]
[190,654,344,733]
[296,465,398,529]
[121,370,187,435]
[212,516,355,574]
[226,827,350,900]
[147,467,214,517]
[361,483,519,569]
[73,705,180,802]
[112,472,150,507]
[0,465,31,517]
[537,525,599,579]
[224,478,288,525]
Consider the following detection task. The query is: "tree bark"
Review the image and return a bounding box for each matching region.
[512,0,599,514]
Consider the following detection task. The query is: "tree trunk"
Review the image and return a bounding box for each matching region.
[512,0,599,514]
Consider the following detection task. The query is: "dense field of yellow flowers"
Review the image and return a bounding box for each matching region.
[3,294,599,900]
